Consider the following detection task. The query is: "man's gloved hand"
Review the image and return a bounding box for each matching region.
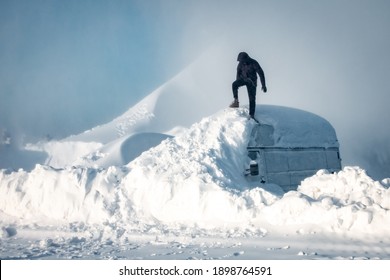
[262,86,267,93]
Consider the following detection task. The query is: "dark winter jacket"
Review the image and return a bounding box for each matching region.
[236,52,266,89]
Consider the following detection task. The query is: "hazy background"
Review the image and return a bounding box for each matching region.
[1,0,389,179]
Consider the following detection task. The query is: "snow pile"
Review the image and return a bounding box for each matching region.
[73,132,173,168]
[118,108,260,227]
[299,167,390,234]
[263,167,390,235]
[0,165,125,225]
[0,108,262,229]
[26,141,103,168]
[1,108,389,239]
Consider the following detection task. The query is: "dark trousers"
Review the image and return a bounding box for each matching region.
[232,78,257,116]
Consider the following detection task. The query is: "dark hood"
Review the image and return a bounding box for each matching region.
[237,52,249,62]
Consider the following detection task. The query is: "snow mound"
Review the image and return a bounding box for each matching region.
[1,108,389,238]
[119,108,262,227]
[72,132,173,168]
[262,167,390,235]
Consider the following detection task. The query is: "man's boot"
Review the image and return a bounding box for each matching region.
[229,99,239,108]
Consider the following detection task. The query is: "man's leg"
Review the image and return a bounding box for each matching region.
[247,84,257,117]
[232,79,246,99]
[230,79,246,108]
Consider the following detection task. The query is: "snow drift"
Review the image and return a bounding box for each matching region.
[1,107,389,238]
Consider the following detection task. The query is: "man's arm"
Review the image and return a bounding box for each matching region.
[236,64,242,80]
[256,62,267,92]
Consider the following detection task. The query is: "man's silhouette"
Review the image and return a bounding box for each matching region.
[229,52,267,118]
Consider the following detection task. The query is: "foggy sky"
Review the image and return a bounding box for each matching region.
[1,0,389,179]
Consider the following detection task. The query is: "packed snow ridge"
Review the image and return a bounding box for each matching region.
[1,107,390,239]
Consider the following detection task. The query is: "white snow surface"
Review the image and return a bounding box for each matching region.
[256,105,339,148]
[1,106,390,260]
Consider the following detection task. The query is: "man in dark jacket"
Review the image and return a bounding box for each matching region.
[229,52,267,118]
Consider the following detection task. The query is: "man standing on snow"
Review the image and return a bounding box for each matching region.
[229,52,267,118]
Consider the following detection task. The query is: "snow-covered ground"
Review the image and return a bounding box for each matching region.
[1,102,390,260]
